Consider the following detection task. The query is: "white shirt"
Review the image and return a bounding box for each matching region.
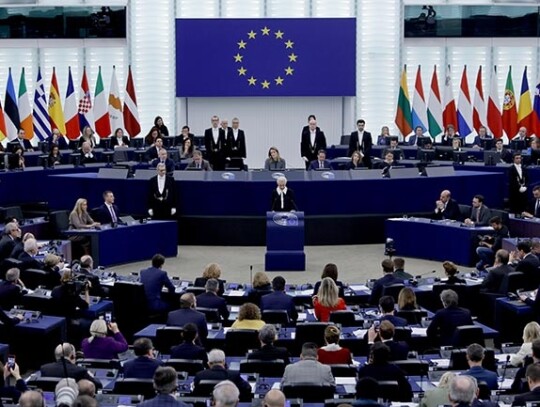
[212,127,219,144]
[105,203,117,222]
[515,164,523,179]
[116,137,124,146]
[157,175,166,194]
[310,130,316,147]
[233,129,238,141]
[276,187,288,209]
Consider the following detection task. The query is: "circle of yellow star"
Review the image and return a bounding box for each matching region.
[261,80,270,89]
[284,40,294,49]
[288,53,298,62]
[234,53,243,62]
[247,30,257,39]
[237,40,247,49]
[274,30,284,39]
[237,67,247,76]
[261,26,270,36]
[275,77,284,86]
[247,76,257,86]
[285,66,294,76]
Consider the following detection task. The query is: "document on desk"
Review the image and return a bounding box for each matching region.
[272,382,281,390]
[349,284,369,291]
[500,378,514,390]
[495,353,517,363]
[353,329,367,338]
[297,289,313,295]
[297,313,307,322]
[227,290,245,296]
[230,306,240,313]
[430,359,450,369]
[335,377,356,385]
[411,327,427,336]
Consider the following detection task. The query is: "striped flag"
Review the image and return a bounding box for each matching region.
[457,66,473,138]
[518,66,534,134]
[427,65,443,139]
[32,67,51,141]
[108,66,124,132]
[64,67,80,140]
[533,82,540,137]
[0,96,8,143]
[487,67,502,139]
[443,65,457,129]
[48,67,66,135]
[472,66,486,133]
[394,66,413,137]
[411,65,428,135]
[502,66,518,138]
[94,66,111,138]
[4,68,20,140]
[78,67,94,131]
[18,68,33,140]
[123,65,141,138]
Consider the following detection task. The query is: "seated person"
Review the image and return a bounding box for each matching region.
[308,149,331,170]
[47,128,68,150]
[522,186,540,219]
[472,126,492,149]
[367,320,409,361]
[463,195,491,226]
[186,149,212,170]
[110,128,130,148]
[393,257,413,281]
[0,268,25,310]
[265,146,286,171]
[383,139,403,160]
[510,241,540,288]
[167,293,208,343]
[513,363,540,405]
[369,259,403,305]
[441,124,460,145]
[193,263,225,295]
[378,295,408,327]
[248,324,290,364]
[442,261,466,284]
[145,137,163,161]
[93,190,120,225]
[145,126,161,147]
[42,254,63,289]
[78,126,98,149]
[376,126,391,145]
[374,152,396,173]
[123,338,162,379]
[281,342,335,388]
[80,141,98,165]
[476,216,509,271]
[355,377,385,407]
[317,325,353,365]
[493,139,512,163]
[48,145,63,167]
[313,277,346,322]
[9,232,35,260]
[426,289,473,346]
[463,343,498,390]
[260,276,298,322]
[420,371,456,407]
[231,302,265,330]
[145,367,192,407]
[51,269,90,320]
[247,271,273,306]
[434,189,461,221]
[346,150,364,170]
[480,249,512,294]
[7,147,24,170]
[397,287,419,311]
[179,137,194,159]
[408,126,424,146]
[313,263,345,298]
[170,322,208,365]
[196,278,229,321]
[80,318,128,360]
[451,136,462,152]
[511,322,540,367]
[151,148,175,174]
[10,129,33,152]
[179,125,195,147]
[17,238,44,270]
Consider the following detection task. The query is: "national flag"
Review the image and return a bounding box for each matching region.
[123,65,141,138]
[457,66,473,137]
[108,66,124,132]
[0,97,8,143]
[472,66,486,132]
[427,65,443,139]
[487,66,503,138]
[32,67,51,142]
[4,68,20,140]
[18,67,33,140]
[64,67,80,140]
[411,65,428,136]
[78,67,94,132]
[502,66,518,138]
[443,65,457,129]
[533,82,540,137]
[518,66,534,134]
[94,66,111,138]
[394,66,413,137]
[48,67,66,135]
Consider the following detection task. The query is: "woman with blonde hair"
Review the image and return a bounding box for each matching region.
[264,147,286,170]
[511,321,540,366]
[78,126,97,149]
[397,287,419,311]
[194,263,225,295]
[69,198,100,230]
[231,303,265,330]
[420,371,456,407]
[317,325,353,365]
[81,318,128,359]
[313,277,346,322]
[247,271,272,306]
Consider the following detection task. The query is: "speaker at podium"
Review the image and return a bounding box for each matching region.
[265,211,305,271]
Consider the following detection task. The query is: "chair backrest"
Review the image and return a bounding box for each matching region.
[329,310,358,327]
[452,325,485,348]
[295,322,331,348]
[449,348,496,372]
[0,258,23,280]
[192,379,222,397]
[340,135,351,145]
[239,359,286,377]
[395,310,428,325]
[27,377,63,391]
[282,385,336,402]
[113,378,156,399]
[392,359,429,376]
[381,284,405,302]
[77,358,121,370]
[48,210,70,236]
[393,326,412,342]
[500,272,526,294]
[155,326,185,353]
[111,281,150,339]
[377,381,400,401]
[22,269,49,290]
[196,307,220,323]
[185,287,206,296]
[225,329,260,356]
[458,204,472,220]
[0,206,23,223]
[329,364,357,377]
[165,359,205,376]
[262,310,290,326]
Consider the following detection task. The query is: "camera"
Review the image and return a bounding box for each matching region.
[66,277,90,295]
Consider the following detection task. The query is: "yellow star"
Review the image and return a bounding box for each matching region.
[247,30,257,39]
[274,30,284,39]
[237,40,247,49]
[261,80,270,89]
[284,40,294,49]
[247,76,257,86]
[275,76,284,86]
[288,53,298,62]
[285,66,294,76]
[237,67,247,76]
[261,26,270,36]
[233,53,243,62]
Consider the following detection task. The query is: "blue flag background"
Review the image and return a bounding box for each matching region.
[176,18,356,97]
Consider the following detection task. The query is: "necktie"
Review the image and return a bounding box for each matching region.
[476,208,480,223]
[536,200,540,215]
[109,205,117,223]
[319,161,323,169]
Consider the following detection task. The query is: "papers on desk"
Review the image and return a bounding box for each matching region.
[353,329,367,338]
[271,382,281,390]
[335,377,356,385]
[500,378,514,390]
[223,328,232,333]
[297,313,307,322]
[495,353,517,363]
[290,332,296,339]
[430,359,450,369]
[227,290,245,296]
[307,309,315,315]
[297,289,313,295]
[230,306,240,313]
[411,327,427,336]
[349,284,369,291]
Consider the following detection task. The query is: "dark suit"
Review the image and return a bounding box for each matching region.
[426,305,473,346]
[380,314,408,327]
[226,129,247,159]
[140,394,191,407]
[196,291,230,321]
[248,344,290,365]
[170,342,208,365]
[140,266,175,313]
[526,198,540,218]
[193,365,252,401]
[464,366,498,390]
[80,153,98,165]
[472,135,493,148]
[271,188,297,212]
[204,127,227,170]
[514,253,540,288]
[383,340,409,361]
[145,146,161,161]
[93,203,120,224]
[0,236,17,262]
[348,131,373,159]
[260,291,298,321]
[147,174,177,220]
[9,139,33,152]
[512,386,540,406]
[167,308,208,342]
[369,274,403,305]
[480,264,514,294]
[470,205,491,226]
[509,164,528,214]
[17,251,43,271]
[40,360,101,388]
[0,281,23,310]
[193,278,225,296]
[186,160,212,171]
[434,198,461,221]
[123,356,162,379]
[301,128,327,169]
[357,363,412,401]
[308,159,331,170]
[46,135,68,150]
[151,158,175,174]
[110,136,131,148]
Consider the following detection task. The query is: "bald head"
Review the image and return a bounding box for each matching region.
[78,378,96,397]
[19,390,44,407]
[213,380,240,407]
[440,190,451,203]
[449,375,477,405]
[263,389,286,407]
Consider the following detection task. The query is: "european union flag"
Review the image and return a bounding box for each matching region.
[176,18,356,97]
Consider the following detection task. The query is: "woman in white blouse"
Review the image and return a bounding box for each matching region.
[511,321,540,366]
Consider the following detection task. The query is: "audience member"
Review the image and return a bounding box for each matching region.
[196,278,229,321]
[434,190,461,221]
[48,145,63,167]
[9,231,35,259]
[281,342,335,388]
[317,325,353,365]
[247,271,272,305]
[260,276,298,322]
[79,126,97,149]
[167,293,208,342]
[18,390,44,407]
[0,222,21,262]
[17,238,43,270]
[0,268,25,310]
[55,377,79,407]
[77,255,104,297]
[313,277,346,322]
[346,150,364,170]
[397,287,419,311]
[480,249,512,294]
[448,375,477,407]
[393,258,413,280]
[80,141,98,165]
[51,269,90,320]
[476,217,510,272]
[145,137,163,161]
[73,395,98,407]
[144,126,161,146]
[42,253,63,289]
[77,379,96,398]
[368,320,409,361]
[313,263,345,298]
[426,289,473,346]
[265,146,286,170]
[354,377,383,407]
[522,185,540,219]
[170,322,208,365]
[420,372,456,407]
[180,137,194,159]
[110,127,130,148]
[510,241,540,288]
[140,253,175,313]
[463,343,498,390]
[123,338,162,379]
[81,318,128,359]
[247,324,290,364]
[378,295,407,327]
[369,259,403,305]
[511,322,540,367]
[151,148,175,174]
[442,261,466,284]
[154,116,169,136]
[263,389,286,407]
[194,263,225,295]
[139,366,191,407]
[513,363,540,405]
[47,128,68,150]
[214,380,241,407]
[0,361,29,403]
[231,302,265,330]
[464,195,491,226]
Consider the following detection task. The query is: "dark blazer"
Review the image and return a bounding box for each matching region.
[301,129,327,163]
[110,136,131,148]
[0,235,17,262]
[348,131,373,157]
[369,274,403,305]
[226,129,247,158]
[193,278,225,296]
[472,135,493,148]
[345,160,364,170]
[464,366,498,390]
[525,198,540,218]
[17,251,44,271]
[426,305,473,346]
[384,340,409,361]
[512,386,540,406]
[204,128,227,170]
[308,159,332,170]
[247,344,290,365]
[145,146,161,161]
[40,360,101,389]
[80,153,98,165]
[514,253,540,287]
[123,356,162,379]
[434,198,461,221]
[147,175,177,220]
[170,342,208,365]
[313,280,345,298]
[509,164,528,213]
[140,266,175,313]
[9,139,33,152]
[46,134,68,150]
[8,241,23,259]
[0,281,23,310]
[93,203,120,224]
[186,160,212,171]
[196,291,230,321]
[271,188,297,212]
[470,205,491,226]
[167,308,208,342]
[380,314,408,327]
[151,158,175,174]
[260,291,298,321]
[357,363,412,401]
[480,264,514,294]
[140,394,191,407]
[50,284,89,319]
[47,154,62,167]
[193,365,252,401]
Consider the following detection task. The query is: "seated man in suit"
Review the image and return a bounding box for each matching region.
[9,129,33,152]
[510,241,540,289]
[145,137,164,161]
[367,320,409,361]
[47,128,69,150]
[308,149,331,170]
[434,189,461,221]
[186,149,212,171]
[408,126,424,146]
[151,148,175,174]
[17,238,43,270]
[475,216,510,271]
[374,152,397,174]
[480,249,513,294]
[472,126,492,149]
[80,141,98,165]
[369,259,403,305]
[0,268,25,310]
[464,195,491,226]
[426,289,473,346]
[260,276,297,323]
[271,176,297,212]
[93,190,120,225]
[513,361,540,405]
[378,296,408,327]
[0,222,21,262]
[40,343,101,389]
[196,278,229,321]
[383,139,403,160]
[193,349,252,401]
[77,255,104,297]
[448,375,477,407]
[170,323,208,365]
[522,186,540,219]
[214,381,242,407]
[167,293,208,343]
[463,343,498,390]
[123,338,162,379]
[139,254,176,313]
[139,366,192,407]
[493,139,512,163]
[393,258,413,281]
[281,342,335,388]
[248,324,290,365]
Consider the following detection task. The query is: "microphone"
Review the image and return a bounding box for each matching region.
[415,270,437,279]
[249,265,253,288]
[497,354,511,405]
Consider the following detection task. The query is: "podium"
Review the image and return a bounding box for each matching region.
[265,211,305,271]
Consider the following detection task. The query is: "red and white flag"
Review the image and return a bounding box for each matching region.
[123,66,141,138]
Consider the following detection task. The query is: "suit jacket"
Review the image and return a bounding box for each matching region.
[260,291,298,321]
[0,235,17,262]
[140,394,191,407]
[348,131,373,156]
[271,188,297,212]
[170,342,208,365]
[186,160,212,171]
[526,198,540,218]
[512,386,540,406]
[151,158,175,174]
[193,278,225,296]
[509,164,528,212]
[9,139,33,152]
[480,264,514,294]
[308,159,332,170]
[226,129,247,158]
[473,135,493,148]
[301,129,327,162]
[408,135,418,146]
[357,363,412,401]
[380,314,408,327]
[147,175,177,219]
[167,308,208,342]
[248,344,290,365]
[204,128,227,163]
[17,251,44,271]
[281,359,335,387]
[0,281,23,310]
[426,305,473,346]
[514,253,540,287]
[470,205,491,226]
[145,146,161,161]
[123,356,163,379]
[464,366,498,390]
[384,339,409,361]
[110,136,131,148]
[80,153,98,165]
[140,266,175,312]
[46,135,68,150]
[94,203,120,224]
[40,360,101,388]
[434,198,461,221]
[193,365,252,401]
[196,291,230,321]
[369,274,403,305]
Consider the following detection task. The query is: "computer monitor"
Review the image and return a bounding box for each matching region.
[382,148,402,160]
[510,139,527,151]
[483,151,501,166]
[385,136,399,146]
[452,150,468,164]
[131,138,144,149]
[417,148,435,163]
[531,149,540,166]
[416,136,432,148]
[479,138,494,150]
[435,146,453,161]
